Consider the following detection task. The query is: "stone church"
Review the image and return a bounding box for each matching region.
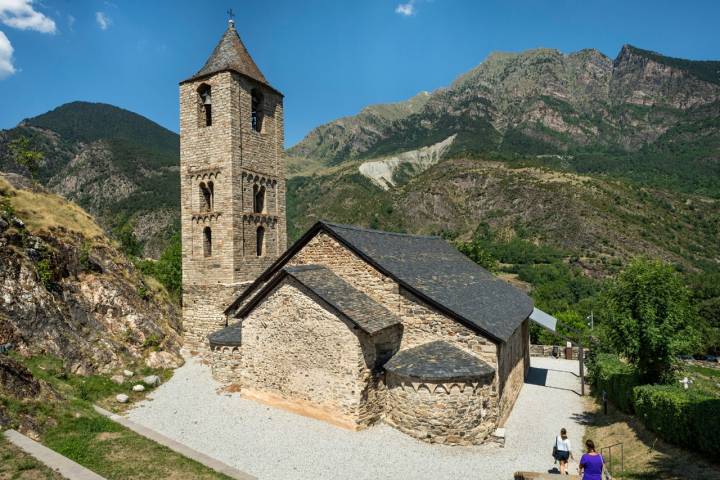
[180,20,533,446]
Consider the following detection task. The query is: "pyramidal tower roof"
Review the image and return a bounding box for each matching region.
[183,20,277,92]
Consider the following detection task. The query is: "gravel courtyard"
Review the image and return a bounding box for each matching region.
[127,354,586,479]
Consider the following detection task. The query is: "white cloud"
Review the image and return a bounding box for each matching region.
[395,2,415,16]
[95,11,110,30]
[67,14,75,30]
[0,0,56,33]
[0,30,15,78]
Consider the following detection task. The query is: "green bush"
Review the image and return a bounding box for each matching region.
[35,258,54,289]
[589,353,641,413]
[633,385,720,456]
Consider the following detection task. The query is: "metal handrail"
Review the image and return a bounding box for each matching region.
[600,442,624,477]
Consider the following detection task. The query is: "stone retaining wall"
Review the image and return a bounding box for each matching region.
[384,371,497,445]
[530,344,587,360]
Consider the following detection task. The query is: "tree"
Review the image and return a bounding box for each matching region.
[154,234,182,300]
[601,258,698,384]
[114,221,143,257]
[457,239,498,272]
[8,136,43,179]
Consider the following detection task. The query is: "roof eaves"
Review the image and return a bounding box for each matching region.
[179,69,284,97]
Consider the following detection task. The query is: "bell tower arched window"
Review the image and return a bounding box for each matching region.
[253,184,265,213]
[203,227,212,257]
[251,88,263,132]
[256,226,265,257]
[198,84,212,127]
[199,181,213,211]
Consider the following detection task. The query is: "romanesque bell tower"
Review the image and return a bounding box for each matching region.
[179,19,286,349]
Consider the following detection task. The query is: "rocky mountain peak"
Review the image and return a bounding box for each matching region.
[288,43,720,171]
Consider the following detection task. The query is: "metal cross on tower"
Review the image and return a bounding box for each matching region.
[227,8,235,24]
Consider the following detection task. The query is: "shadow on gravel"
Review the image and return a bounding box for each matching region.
[525,367,581,396]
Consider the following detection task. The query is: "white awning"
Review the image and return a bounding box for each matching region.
[529,307,557,333]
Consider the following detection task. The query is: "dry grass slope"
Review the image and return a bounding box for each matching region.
[581,398,720,479]
[0,178,105,242]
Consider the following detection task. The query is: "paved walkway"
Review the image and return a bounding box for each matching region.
[126,355,586,479]
[3,429,106,480]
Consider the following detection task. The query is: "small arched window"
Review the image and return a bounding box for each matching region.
[203,226,212,257]
[251,88,263,132]
[207,181,214,210]
[253,184,265,213]
[199,182,212,211]
[256,226,265,257]
[198,84,212,127]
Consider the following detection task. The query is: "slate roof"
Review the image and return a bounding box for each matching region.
[182,21,279,94]
[384,341,496,382]
[211,265,402,346]
[225,221,533,343]
[208,322,242,348]
[279,265,402,335]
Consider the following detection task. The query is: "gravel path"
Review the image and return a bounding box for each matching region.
[127,354,586,479]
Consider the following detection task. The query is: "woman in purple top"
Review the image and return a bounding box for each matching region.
[578,439,609,480]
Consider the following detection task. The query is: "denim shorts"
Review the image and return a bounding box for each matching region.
[556,450,570,461]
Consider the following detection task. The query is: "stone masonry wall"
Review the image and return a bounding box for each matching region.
[398,289,498,368]
[291,233,499,367]
[180,67,286,350]
[235,278,380,427]
[288,232,508,433]
[182,284,241,351]
[497,318,530,424]
[384,372,497,445]
[232,74,286,280]
[210,345,241,383]
[530,344,588,360]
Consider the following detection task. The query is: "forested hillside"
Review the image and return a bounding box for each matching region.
[0,102,180,257]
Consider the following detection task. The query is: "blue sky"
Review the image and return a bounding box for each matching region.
[1,0,719,147]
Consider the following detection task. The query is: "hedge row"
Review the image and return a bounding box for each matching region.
[633,385,720,456]
[590,353,641,413]
[590,354,720,456]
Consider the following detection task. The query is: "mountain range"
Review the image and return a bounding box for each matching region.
[289,45,720,196]
[0,44,718,274]
[286,44,720,274]
[0,102,180,257]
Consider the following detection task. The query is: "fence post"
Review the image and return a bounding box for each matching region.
[579,344,585,396]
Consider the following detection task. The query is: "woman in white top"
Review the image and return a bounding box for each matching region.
[554,427,573,475]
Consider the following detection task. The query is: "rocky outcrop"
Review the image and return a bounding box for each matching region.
[611,44,720,109]
[287,91,431,169]
[0,355,42,400]
[0,355,60,436]
[358,135,456,189]
[0,173,182,374]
